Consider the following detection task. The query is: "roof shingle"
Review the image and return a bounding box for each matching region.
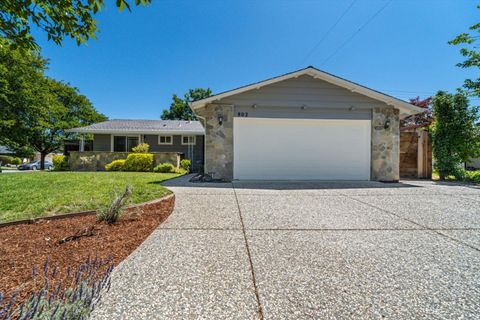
[68,119,204,134]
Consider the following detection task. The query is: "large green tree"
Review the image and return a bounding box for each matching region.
[161,88,212,121]
[0,0,151,51]
[449,5,480,96]
[0,46,106,169]
[431,91,480,179]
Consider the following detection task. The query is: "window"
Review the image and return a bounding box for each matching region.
[113,136,139,152]
[182,135,196,145]
[158,135,173,145]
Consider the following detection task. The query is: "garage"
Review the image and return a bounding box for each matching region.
[191,66,423,182]
[233,117,371,180]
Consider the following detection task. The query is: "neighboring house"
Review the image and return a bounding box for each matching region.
[67,119,205,171]
[0,145,14,156]
[190,66,423,181]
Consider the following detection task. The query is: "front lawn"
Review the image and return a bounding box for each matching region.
[0,171,181,222]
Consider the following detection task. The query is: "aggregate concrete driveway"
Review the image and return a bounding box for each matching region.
[92,175,480,319]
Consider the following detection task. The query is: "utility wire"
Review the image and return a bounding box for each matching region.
[320,0,393,66]
[300,0,357,66]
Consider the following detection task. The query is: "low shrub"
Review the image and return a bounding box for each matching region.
[132,143,149,153]
[10,157,22,165]
[464,170,480,184]
[105,159,125,171]
[180,159,191,172]
[122,153,154,172]
[52,155,69,171]
[97,185,133,224]
[154,163,175,173]
[0,155,13,165]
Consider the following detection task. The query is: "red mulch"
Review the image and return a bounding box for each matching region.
[0,195,175,306]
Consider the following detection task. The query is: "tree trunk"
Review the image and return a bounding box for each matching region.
[40,152,47,170]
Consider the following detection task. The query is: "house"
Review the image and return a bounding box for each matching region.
[67,119,205,171]
[190,66,423,182]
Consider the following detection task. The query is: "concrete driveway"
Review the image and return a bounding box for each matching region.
[92,176,480,319]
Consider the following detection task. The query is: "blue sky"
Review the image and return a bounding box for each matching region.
[36,0,477,119]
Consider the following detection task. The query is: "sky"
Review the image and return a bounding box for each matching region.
[34,0,478,120]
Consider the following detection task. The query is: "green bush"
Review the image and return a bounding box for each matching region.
[10,157,22,165]
[132,143,149,153]
[0,155,13,165]
[464,170,480,183]
[52,155,69,171]
[122,153,154,172]
[105,159,126,171]
[180,159,191,172]
[154,162,175,173]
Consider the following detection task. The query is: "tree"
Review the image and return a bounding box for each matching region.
[449,5,480,96]
[431,91,480,180]
[400,96,433,130]
[0,0,151,51]
[161,88,212,121]
[0,46,106,169]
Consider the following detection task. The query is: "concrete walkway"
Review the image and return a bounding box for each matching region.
[92,175,480,319]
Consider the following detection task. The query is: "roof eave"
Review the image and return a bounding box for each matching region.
[65,129,205,135]
[191,67,424,116]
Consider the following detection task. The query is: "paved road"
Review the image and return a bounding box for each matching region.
[92,176,480,319]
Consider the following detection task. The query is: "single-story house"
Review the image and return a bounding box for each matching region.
[190,66,423,182]
[67,119,205,171]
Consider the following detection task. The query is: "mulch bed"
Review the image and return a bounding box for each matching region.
[0,195,175,306]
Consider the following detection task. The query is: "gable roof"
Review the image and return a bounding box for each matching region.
[67,119,204,135]
[190,66,424,116]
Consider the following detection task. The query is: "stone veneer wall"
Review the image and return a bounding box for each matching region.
[196,104,234,180]
[68,151,179,171]
[371,107,400,182]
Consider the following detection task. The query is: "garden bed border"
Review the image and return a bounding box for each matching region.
[0,193,175,228]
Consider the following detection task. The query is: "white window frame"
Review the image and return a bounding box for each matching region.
[181,135,196,145]
[158,135,173,145]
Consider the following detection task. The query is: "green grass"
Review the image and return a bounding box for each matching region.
[0,171,181,223]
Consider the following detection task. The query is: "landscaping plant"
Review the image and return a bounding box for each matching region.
[431,91,480,180]
[0,256,113,320]
[52,155,69,171]
[96,185,133,224]
[180,159,191,173]
[10,157,21,166]
[105,159,126,171]
[131,143,149,153]
[154,163,175,173]
[122,153,154,172]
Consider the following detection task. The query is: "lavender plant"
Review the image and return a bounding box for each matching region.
[0,256,113,320]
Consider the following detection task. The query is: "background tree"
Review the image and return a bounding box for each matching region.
[0,0,151,51]
[449,5,480,96]
[0,46,106,169]
[431,91,480,180]
[161,88,212,120]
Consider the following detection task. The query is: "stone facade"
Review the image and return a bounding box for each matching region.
[371,107,400,182]
[196,104,234,180]
[68,151,179,171]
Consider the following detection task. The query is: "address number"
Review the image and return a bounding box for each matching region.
[237,112,249,117]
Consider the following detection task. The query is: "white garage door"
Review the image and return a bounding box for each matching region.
[233,118,371,180]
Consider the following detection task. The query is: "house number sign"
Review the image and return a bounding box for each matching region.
[237,112,249,117]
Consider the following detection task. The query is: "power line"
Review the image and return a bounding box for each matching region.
[300,0,357,66]
[320,0,393,66]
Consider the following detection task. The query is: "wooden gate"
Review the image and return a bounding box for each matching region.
[400,130,432,179]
